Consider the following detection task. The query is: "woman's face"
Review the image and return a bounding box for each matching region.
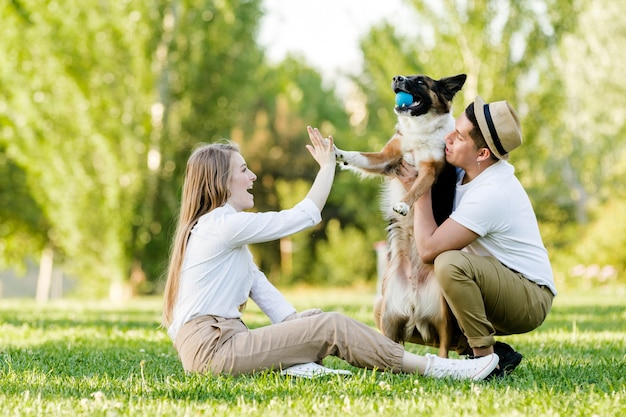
[226,152,257,212]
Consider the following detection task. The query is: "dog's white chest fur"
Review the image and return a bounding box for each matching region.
[396,112,454,165]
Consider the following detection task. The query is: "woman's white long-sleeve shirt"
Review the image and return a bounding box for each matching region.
[167,198,322,340]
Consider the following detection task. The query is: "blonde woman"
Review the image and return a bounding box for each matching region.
[162,126,498,380]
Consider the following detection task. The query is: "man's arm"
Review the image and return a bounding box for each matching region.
[396,161,479,264]
[413,190,478,264]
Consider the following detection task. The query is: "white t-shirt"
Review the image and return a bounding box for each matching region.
[450,160,556,295]
[167,198,322,340]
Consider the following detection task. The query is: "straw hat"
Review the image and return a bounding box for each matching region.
[474,96,522,160]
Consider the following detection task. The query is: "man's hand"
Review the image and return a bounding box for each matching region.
[396,160,419,191]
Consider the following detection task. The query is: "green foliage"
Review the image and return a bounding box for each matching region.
[355,0,626,290]
[0,145,47,270]
[1,287,625,416]
[1,0,626,294]
[257,178,314,285]
[310,219,378,286]
[274,177,377,287]
[227,56,385,284]
[1,0,386,292]
[1,0,154,288]
[0,0,267,293]
[554,199,626,288]
[138,0,267,287]
[523,0,626,285]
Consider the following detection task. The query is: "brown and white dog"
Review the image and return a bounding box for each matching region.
[334,73,466,357]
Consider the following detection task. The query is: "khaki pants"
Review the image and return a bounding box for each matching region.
[432,250,554,349]
[174,311,405,375]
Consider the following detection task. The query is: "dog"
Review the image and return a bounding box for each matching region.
[334,73,466,357]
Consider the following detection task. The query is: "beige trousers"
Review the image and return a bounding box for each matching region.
[174,311,406,375]
[432,250,554,349]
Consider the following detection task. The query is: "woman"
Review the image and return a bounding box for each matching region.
[162,126,498,380]
[400,97,556,377]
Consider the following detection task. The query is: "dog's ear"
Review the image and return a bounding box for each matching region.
[438,74,467,101]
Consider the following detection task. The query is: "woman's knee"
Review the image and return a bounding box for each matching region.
[309,311,358,339]
[315,311,349,328]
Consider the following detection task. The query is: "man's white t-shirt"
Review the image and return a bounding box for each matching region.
[167,198,322,340]
[449,160,556,296]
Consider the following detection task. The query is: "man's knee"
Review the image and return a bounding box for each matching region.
[434,250,470,289]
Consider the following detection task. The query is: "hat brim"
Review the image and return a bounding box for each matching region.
[474,95,508,160]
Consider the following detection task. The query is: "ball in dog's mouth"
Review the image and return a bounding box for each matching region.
[395,91,414,107]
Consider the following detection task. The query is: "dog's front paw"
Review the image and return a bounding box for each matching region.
[392,202,410,216]
[334,146,349,166]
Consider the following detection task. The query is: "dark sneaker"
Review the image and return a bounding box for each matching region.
[493,342,523,375]
[468,342,523,379]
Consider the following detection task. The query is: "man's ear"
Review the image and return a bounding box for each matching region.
[477,147,491,161]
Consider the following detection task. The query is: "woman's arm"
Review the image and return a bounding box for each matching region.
[249,268,296,323]
[219,127,336,247]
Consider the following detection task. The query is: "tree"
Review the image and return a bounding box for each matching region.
[544,0,626,284]
[1,0,382,293]
[2,0,153,297]
[0,144,48,271]
[0,0,267,297]
[137,0,268,291]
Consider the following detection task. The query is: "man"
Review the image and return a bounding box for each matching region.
[399,96,556,376]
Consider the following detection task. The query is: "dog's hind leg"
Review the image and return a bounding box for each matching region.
[378,252,414,343]
[373,295,383,331]
[436,298,454,358]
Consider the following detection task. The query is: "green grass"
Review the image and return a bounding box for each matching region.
[1,285,625,416]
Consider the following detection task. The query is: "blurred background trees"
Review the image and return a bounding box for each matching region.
[1,0,624,299]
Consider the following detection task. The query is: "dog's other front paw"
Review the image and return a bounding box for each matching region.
[392,202,410,216]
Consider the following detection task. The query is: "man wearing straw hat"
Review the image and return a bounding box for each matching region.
[398,96,557,378]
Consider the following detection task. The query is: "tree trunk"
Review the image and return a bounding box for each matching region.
[36,247,54,303]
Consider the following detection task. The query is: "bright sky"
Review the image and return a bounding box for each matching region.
[258,0,411,88]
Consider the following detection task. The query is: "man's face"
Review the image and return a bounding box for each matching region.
[444,113,479,170]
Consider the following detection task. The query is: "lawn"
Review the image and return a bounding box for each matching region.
[0,285,624,416]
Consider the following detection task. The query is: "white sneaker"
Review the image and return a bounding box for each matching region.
[424,353,499,381]
[280,362,352,378]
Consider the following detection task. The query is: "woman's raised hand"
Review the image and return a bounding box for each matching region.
[304,126,336,210]
[306,126,335,168]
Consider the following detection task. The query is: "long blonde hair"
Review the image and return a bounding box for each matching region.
[161,142,239,328]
